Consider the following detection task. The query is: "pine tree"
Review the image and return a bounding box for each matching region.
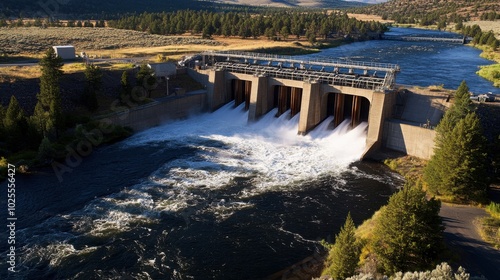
[435,80,471,142]
[120,71,131,104]
[424,81,488,202]
[32,47,64,138]
[424,112,488,201]
[82,64,102,111]
[4,96,28,150]
[136,64,155,98]
[322,212,360,280]
[4,96,26,131]
[0,103,5,141]
[373,184,443,274]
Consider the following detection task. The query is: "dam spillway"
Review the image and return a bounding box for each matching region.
[186,51,400,157]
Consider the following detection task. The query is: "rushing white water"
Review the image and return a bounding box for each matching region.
[127,102,368,191]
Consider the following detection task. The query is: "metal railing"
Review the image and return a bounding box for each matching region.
[214,62,387,91]
[202,50,401,73]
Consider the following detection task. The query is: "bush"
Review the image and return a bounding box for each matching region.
[346,262,478,280]
[0,157,7,181]
[486,202,500,219]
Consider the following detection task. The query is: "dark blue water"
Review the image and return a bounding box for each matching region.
[1,27,498,280]
[313,27,499,94]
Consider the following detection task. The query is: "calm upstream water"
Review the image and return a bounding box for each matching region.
[0,27,498,279]
[310,27,499,94]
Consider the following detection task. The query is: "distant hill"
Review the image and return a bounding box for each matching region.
[345,0,388,4]
[209,0,367,8]
[354,0,500,25]
[0,0,216,18]
[0,0,368,19]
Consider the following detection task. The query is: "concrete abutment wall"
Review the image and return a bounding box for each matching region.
[383,121,436,160]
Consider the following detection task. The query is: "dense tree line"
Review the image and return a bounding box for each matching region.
[108,10,388,41]
[459,24,499,50]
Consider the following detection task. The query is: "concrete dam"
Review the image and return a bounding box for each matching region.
[187,51,402,157]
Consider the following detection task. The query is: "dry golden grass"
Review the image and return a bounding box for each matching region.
[62,63,86,73]
[0,66,41,83]
[0,27,221,57]
[93,36,310,59]
[348,13,394,24]
[465,21,500,37]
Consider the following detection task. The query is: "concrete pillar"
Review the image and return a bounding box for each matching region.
[334,93,345,128]
[208,69,226,111]
[248,75,269,122]
[298,81,321,135]
[364,91,388,157]
[351,95,362,127]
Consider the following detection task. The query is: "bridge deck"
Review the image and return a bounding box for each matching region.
[382,35,470,44]
[215,62,387,91]
[203,51,400,73]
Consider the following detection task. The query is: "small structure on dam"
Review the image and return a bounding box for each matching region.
[186,51,402,157]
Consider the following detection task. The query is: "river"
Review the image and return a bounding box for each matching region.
[0,27,497,280]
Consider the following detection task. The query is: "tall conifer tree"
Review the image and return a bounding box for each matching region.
[425,113,488,201]
[82,64,102,111]
[373,184,443,274]
[424,81,488,201]
[4,96,28,150]
[322,212,360,280]
[32,48,64,137]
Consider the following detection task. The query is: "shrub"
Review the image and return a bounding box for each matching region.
[486,202,500,219]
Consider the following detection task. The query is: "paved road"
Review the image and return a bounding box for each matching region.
[440,203,500,279]
[0,57,149,68]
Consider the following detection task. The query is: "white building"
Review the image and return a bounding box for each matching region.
[52,45,76,60]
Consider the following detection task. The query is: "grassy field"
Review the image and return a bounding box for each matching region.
[0,27,222,58]
[0,27,319,60]
[477,63,500,87]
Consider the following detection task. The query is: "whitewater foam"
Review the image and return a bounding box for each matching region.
[126,102,368,193]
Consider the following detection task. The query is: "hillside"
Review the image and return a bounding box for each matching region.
[0,0,214,18]
[0,0,367,18]
[210,0,366,8]
[354,0,500,25]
